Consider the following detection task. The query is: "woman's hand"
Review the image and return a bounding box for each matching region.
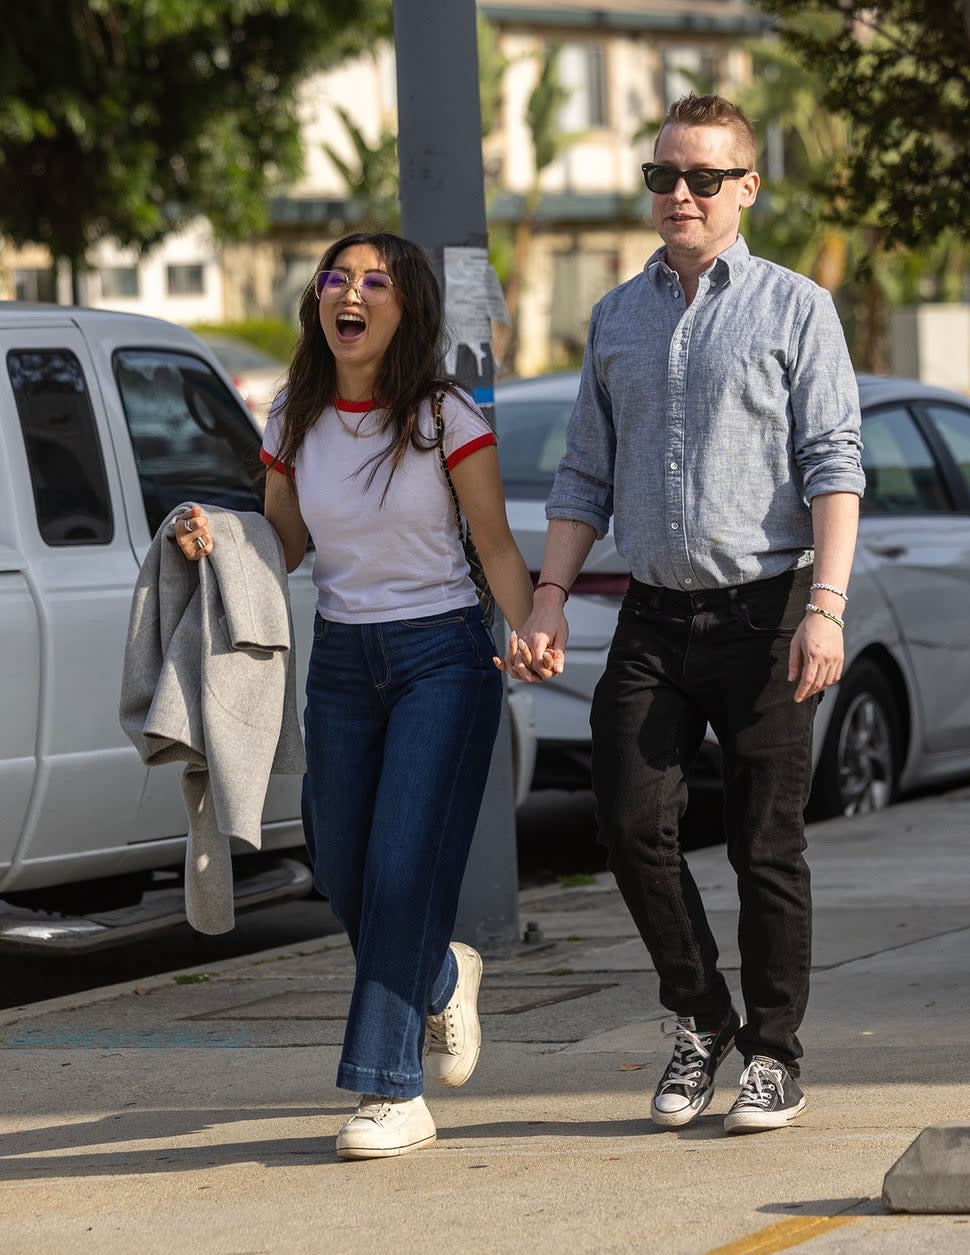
[174,504,212,561]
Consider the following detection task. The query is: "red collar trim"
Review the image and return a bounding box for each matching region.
[336,397,377,412]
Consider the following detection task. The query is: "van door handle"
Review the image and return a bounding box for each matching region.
[866,543,907,559]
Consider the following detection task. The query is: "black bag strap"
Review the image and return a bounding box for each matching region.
[432,391,468,545]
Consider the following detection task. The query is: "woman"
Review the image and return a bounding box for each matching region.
[176,231,546,1160]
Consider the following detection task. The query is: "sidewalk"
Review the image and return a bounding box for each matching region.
[2,789,970,1255]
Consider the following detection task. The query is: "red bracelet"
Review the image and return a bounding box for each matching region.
[535,580,569,603]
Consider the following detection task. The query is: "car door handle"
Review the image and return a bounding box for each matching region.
[866,543,907,559]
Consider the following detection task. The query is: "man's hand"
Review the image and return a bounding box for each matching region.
[788,612,844,702]
[511,590,570,681]
[492,585,569,681]
[492,630,565,683]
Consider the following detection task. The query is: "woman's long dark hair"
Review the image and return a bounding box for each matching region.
[274,231,465,497]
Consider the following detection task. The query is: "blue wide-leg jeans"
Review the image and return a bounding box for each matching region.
[302,605,503,1099]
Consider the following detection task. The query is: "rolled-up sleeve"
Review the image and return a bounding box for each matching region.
[545,307,616,538]
[789,290,866,501]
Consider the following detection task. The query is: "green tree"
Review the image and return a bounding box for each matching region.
[755,0,970,249]
[738,29,968,370]
[477,12,508,140]
[321,15,506,239]
[0,0,390,298]
[322,103,400,233]
[498,43,582,374]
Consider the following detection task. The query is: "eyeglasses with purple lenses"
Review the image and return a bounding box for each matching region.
[313,268,396,305]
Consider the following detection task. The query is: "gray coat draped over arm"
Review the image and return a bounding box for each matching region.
[120,504,306,934]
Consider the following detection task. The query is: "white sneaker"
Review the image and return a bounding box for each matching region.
[424,941,483,1088]
[335,1094,437,1160]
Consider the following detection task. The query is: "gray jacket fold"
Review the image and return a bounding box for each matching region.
[119,504,306,935]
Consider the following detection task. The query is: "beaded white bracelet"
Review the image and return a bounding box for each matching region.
[805,602,845,630]
[810,581,848,602]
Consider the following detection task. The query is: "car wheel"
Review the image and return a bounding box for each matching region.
[808,660,900,821]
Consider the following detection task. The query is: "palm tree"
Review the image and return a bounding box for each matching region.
[497,43,583,374]
[321,104,400,233]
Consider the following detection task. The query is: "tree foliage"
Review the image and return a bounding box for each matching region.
[0,0,390,271]
[755,1,970,247]
[321,103,400,233]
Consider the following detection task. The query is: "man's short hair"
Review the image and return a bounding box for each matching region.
[656,93,757,169]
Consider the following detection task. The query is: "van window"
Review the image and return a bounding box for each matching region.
[7,349,114,546]
[113,348,262,535]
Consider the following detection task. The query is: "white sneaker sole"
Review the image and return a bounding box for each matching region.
[336,1131,437,1160]
[724,1096,807,1135]
[429,942,483,1088]
[650,1083,715,1128]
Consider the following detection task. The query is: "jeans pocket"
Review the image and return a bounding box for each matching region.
[312,613,330,641]
[461,615,500,670]
[622,591,660,621]
[735,592,806,634]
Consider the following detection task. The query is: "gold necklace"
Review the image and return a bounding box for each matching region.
[335,406,374,438]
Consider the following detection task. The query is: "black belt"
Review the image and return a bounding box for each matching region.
[628,567,809,616]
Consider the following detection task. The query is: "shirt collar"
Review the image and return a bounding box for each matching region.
[644,234,752,286]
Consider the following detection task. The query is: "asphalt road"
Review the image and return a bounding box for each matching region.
[0,786,724,1011]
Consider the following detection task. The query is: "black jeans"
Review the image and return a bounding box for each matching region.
[590,565,818,1074]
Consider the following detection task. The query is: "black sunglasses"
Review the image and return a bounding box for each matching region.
[641,164,749,197]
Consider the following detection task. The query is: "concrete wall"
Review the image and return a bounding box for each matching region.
[890,305,970,394]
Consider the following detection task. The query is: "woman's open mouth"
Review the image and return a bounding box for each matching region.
[336,313,366,342]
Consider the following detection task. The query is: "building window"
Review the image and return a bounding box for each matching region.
[663,47,718,106]
[100,266,140,299]
[14,268,57,303]
[557,43,608,131]
[165,264,206,296]
[550,249,618,348]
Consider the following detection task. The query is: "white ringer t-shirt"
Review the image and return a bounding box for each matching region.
[260,390,496,624]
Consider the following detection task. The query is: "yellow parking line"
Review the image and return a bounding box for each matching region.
[704,1215,859,1255]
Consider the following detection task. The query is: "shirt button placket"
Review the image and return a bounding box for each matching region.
[666,306,695,585]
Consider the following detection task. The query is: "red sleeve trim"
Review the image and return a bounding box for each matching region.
[446,432,497,471]
[260,447,295,477]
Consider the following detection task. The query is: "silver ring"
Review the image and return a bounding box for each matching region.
[184,517,195,533]
[195,536,206,551]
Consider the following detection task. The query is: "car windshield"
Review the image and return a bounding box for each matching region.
[495,397,574,498]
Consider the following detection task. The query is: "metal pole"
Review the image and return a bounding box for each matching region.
[393,0,520,954]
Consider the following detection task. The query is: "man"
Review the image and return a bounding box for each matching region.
[514,94,864,1134]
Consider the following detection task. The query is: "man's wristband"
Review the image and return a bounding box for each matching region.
[535,580,569,604]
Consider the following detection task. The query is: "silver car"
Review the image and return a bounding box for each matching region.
[495,370,970,819]
[199,334,287,430]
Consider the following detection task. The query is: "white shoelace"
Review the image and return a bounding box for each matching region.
[425,1005,458,1054]
[735,1058,784,1109]
[354,1095,401,1122]
[657,1017,714,1092]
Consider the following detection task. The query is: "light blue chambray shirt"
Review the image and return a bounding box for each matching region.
[546,236,865,590]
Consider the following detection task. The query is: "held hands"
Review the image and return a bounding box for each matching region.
[788,609,844,702]
[174,504,212,561]
[492,597,569,683]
